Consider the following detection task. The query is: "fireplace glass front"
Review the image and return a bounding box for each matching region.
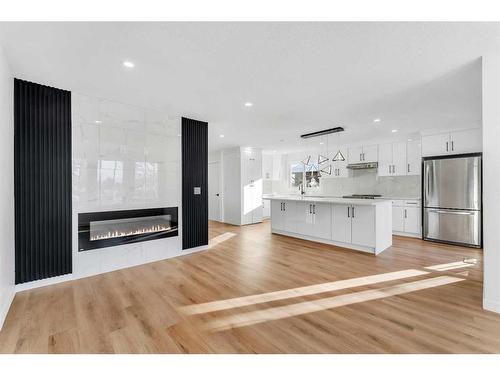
[78,207,178,251]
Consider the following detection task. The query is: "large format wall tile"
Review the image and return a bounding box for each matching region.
[71,93,183,279]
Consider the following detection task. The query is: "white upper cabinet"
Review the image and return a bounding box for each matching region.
[348,146,364,163]
[421,128,482,157]
[449,128,482,154]
[406,139,421,175]
[378,143,393,177]
[348,144,378,163]
[263,154,282,180]
[362,145,379,163]
[377,142,407,176]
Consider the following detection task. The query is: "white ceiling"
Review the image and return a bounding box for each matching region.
[0,22,498,152]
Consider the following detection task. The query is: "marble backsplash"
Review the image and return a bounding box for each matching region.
[266,169,421,198]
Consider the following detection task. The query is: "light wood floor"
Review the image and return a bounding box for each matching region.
[1,220,499,353]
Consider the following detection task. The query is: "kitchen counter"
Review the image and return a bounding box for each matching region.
[265,195,392,206]
[268,196,392,255]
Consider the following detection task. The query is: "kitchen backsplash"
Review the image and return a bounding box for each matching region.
[265,169,421,198]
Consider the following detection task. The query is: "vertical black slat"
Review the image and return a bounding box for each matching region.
[66,93,72,273]
[181,117,208,250]
[14,79,72,284]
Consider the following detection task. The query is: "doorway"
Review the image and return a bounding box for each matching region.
[208,161,221,221]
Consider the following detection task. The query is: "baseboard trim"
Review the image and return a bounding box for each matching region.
[272,229,377,255]
[15,273,74,292]
[0,288,15,331]
[484,298,500,314]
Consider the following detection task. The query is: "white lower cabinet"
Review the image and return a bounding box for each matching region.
[391,200,421,236]
[351,205,375,247]
[332,204,375,247]
[296,201,332,240]
[332,205,352,243]
[271,200,296,232]
[312,202,332,240]
[404,206,421,234]
[392,206,405,232]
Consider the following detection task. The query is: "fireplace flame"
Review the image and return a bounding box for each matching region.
[90,224,172,241]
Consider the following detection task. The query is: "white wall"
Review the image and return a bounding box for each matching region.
[0,45,15,329]
[482,53,500,313]
[70,93,189,279]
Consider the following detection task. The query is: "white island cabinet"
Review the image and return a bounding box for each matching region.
[268,196,392,255]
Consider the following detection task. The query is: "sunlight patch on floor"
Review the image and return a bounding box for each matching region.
[209,232,237,249]
[180,269,429,315]
[203,276,464,332]
[425,261,474,272]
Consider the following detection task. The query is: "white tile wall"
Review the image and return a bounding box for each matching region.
[72,93,186,279]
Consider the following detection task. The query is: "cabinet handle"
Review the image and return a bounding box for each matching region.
[284,202,286,211]
[313,204,315,214]
[281,202,283,211]
[347,206,350,217]
[393,165,395,174]
[352,206,355,218]
[446,141,449,152]
[388,165,391,174]
[363,153,365,161]
[404,209,407,219]
[360,153,362,161]
[309,204,312,214]
[407,163,410,173]
[451,141,454,151]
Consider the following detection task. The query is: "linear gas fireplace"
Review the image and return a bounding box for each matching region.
[78,207,178,251]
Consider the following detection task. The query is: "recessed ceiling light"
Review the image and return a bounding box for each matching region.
[94,120,102,124]
[392,129,398,133]
[219,134,225,138]
[320,142,324,145]
[408,138,413,142]
[244,102,253,107]
[273,150,277,153]
[373,118,381,123]
[123,61,135,68]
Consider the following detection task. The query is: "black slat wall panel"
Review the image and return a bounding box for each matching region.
[181,117,208,250]
[14,79,72,284]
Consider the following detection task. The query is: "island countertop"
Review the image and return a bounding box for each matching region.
[263,195,392,206]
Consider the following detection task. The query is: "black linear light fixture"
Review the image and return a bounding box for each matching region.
[300,126,345,139]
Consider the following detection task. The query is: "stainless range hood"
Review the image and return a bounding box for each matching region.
[346,162,378,170]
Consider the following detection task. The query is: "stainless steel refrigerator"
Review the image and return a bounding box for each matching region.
[423,154,482,248]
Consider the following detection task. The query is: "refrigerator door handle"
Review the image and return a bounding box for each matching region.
[427,209,476,215]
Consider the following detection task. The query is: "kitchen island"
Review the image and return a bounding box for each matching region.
[266,196,392,255]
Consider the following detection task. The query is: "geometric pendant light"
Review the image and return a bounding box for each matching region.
[300,155,311,166]
[332,149,346,162]
[319,164,332,175]
[317,154,329,164]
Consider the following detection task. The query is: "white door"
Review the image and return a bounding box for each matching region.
[362,145,378,163]
[406,139,421,176]
[421,132,450,156]
[378,143,393,177]
[351,205,375,247]
[348,146,363,163]
[449,128,482,154]
[296,201,314,236]
[332,204,352,244]
[313,203,332,240]
[404,207,421,234]
[208,162,221,221]
[392,206,405,232]
[392,142,407,176]
[263,199,271,218]
[271,200,285,231]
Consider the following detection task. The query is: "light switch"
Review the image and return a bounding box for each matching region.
[194,187,201,195]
